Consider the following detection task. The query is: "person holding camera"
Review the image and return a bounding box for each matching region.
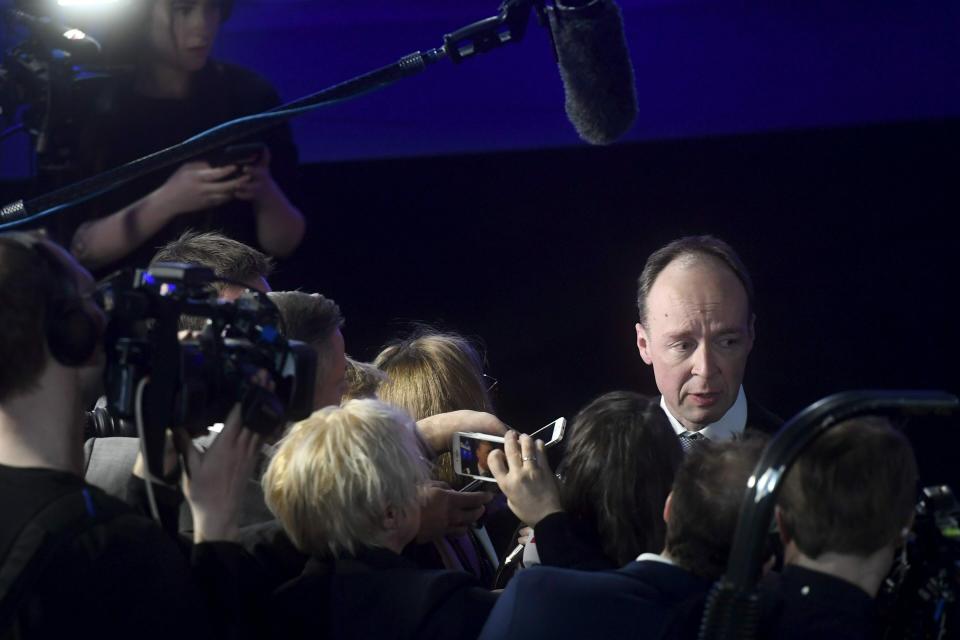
[0,232,265,638]
[65,0,304,275]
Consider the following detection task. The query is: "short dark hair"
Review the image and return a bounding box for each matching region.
[557,391,684,566]
[779,416,918,559]
[0,237,55,401]
[151,230,273,294]
[636,235,754,326]
[665,435,767,579]
[267,291,344,379]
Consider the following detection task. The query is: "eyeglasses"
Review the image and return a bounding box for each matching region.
[482,373,499,393]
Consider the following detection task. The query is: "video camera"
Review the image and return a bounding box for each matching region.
[879,484,960,640]
[96,262,316,445]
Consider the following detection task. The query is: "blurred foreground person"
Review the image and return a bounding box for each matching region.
[0,232,261,638]
[502,392,683,571]
[263,400,498,639]
[480,435,765,640]
[763,416,917,639]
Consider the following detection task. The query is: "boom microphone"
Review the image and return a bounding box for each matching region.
[547,0,638,145]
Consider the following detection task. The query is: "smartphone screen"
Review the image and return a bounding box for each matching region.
[455,417,566,488]
[456,434,504,479]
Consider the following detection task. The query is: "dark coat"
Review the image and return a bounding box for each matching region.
[270,546,498,640]
[478,558,712,640]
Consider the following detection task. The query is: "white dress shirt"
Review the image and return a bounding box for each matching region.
[661,386,748,442]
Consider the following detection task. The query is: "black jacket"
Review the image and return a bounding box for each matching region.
[270,546,498,640]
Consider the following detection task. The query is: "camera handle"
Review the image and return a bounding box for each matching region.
[697,389,959,640]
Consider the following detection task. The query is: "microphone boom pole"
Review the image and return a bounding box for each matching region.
[1,0,548,230]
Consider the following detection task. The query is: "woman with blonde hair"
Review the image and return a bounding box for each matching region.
[264,399,496,639]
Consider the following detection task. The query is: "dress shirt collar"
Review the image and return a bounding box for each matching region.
[661,386,748,442]
[635,552,675,565]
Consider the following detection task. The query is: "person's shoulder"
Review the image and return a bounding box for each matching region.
[745,398,784,436]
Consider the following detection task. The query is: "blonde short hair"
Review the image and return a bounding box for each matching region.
[262,399,429,557]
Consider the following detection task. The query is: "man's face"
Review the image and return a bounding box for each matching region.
[313,328,347,410]
[147,0,221,73]
[635,257,754,431]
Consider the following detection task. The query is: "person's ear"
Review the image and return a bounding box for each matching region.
[636,323,653,365]
[747,313,756,351]
[662,491,673,525]
[774,506,790,546]
[383,505,400,531]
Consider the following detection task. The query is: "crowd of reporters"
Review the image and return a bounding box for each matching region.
[0,230,930,639]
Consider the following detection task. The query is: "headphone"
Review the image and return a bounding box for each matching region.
[0,232,103,367]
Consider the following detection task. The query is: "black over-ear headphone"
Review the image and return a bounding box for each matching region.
[0,232,102,367]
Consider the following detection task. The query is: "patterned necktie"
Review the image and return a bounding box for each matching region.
[679,431,706,453]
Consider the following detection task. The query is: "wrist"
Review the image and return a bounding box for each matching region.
[191,511,239,543]
[148,185,185,222]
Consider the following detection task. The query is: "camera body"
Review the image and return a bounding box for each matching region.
[97,262,316,440]
[879,484,959,639]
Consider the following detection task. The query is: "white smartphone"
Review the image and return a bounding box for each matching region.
[452,417,567,483]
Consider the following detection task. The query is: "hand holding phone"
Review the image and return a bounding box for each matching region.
[208,143,267,180]
[485,430,563,527]
[453,417,566,484]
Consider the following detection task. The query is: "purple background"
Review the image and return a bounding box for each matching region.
[2,0,959,170]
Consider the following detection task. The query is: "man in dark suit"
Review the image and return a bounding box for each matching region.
[478,436,767,640]
[634,236,781,450]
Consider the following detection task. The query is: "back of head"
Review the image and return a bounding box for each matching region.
[779,416,918,559]
[557,391,684,566]
[262,399,429,557]
[0,236,53,402]
[373,330,493,420]
[342,356,387,401]
[151,230,273,294]
[636,235,754,326]
[267,291,344,395]
[374,330,492,489]
[665,435,767,579]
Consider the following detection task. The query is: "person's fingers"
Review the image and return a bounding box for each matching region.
[503,431,522,470]
[518,434,537,468]
[453,489,494,510]
[172,428,197,479]
[197,165,237,181]
[213,403,244,447]
[209,174,250,192]
[534,439,551,473]
[487,449,508,481]
[455,505,486,527]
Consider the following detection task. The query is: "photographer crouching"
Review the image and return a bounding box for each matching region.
[0,232,270,638]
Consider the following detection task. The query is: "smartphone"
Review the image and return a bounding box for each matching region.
[208,143,266,178]
[453,417,566,484]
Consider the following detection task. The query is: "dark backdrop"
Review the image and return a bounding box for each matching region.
[2,117,956,482]
[269,117,958,483]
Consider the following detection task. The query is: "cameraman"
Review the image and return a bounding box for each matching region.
[0,233,263,638]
